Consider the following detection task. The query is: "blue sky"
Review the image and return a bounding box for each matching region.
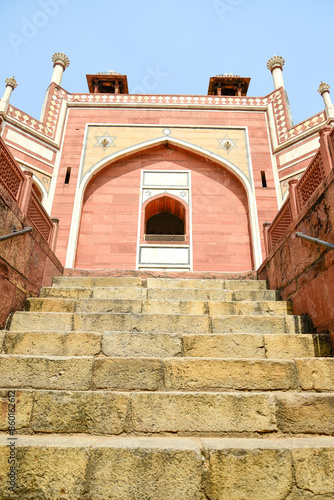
[0,0,333,125]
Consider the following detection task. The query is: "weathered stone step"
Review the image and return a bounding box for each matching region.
[2,389,334,436]
[53,276,145,288]
[182,333,331,360]
[40,286,279,302]
[26,298,143,314]
[41,286,147,300]
[1,355,334,391]
[25,297,293,316]
[52,276,268,291]
[146,278,267,290]
[3,331,331,359]
[1,435,334,500]
[8,311,311,334]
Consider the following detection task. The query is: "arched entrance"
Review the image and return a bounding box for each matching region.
[74,144,255,271]
[145,195,185,237]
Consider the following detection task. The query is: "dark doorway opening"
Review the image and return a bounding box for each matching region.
[146,211,184,235]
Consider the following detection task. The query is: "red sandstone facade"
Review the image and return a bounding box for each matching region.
[1,54,333,273]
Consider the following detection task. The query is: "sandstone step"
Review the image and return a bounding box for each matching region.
[146,277,267,290]
[1,355,334,391]
[212,315,311,334]
[9,312,211,334]
[40,285,278,302]
[2,331,102,357]
[8,311,311,334]
[1,434,334,499]
[52,276,145,288]
[2,389,334,436]
[25,297,293,317]
[2,271,332,500]
[2,331,331,359]
[52,276,268,291]
[25,298,144,314]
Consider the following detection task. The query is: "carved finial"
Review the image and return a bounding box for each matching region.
[5,77,17,89]
[52,52,70,70]
[318,81,330,95]
[267,56,285,72]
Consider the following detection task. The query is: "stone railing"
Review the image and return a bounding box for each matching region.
[0,136,25,202]
[264,199,292,251]
[264,125,334,256]
[0,136,58,250]
[27,190,54,243]
[297,151,325,208]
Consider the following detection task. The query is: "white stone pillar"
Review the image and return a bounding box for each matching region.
[318,82,334,120]
[267,56,285,90]
[51,52,70,86]
[0,77,17,114]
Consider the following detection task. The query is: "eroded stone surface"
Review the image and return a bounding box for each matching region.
[264,334,318,359]
[202,442,292,500]
[296,359,334,390]
[293,447,334,495]
[0,443,88,499]
[0,355,93,390]
[102,332,182,357]
[92,358,163,390]
[31,390,128,434]
[87,438,202,499]
[131,392,277,433]
[0,389,33,431]
[182,333,266,358]
[2,332,101,356]
[276,393,334,434]
[163,358,298,390]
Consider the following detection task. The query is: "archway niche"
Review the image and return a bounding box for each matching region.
[75,144,254,271]
[144,195,186,241]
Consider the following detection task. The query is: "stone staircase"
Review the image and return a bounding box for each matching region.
[0,275,334,499]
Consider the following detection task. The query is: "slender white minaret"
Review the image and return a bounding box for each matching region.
[318,82,334,120]
[40,52,70,122]
[0,77,17,114]
[267,56,285,90]
[51,52,70,86]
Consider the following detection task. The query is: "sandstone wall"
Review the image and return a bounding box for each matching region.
[0,183,63,328]
[258,168,334,336]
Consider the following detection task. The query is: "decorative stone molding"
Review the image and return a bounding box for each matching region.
[52,52,70,70]
[318,82,330,96]
[97,71,121,75]
[5,77,17,90]
[267,56,285,72]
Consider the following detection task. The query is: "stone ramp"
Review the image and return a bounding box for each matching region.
[0,275,333,499]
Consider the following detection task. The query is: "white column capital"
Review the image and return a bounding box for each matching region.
[318,81,330,96]
[52,52,70,70]
[5,76,18,90]
[267,56,285,90]
[0,77,18,114]
[318,82,334,119]
[50,53,70,86]
[267,56,285,72]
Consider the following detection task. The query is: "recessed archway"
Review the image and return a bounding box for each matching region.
[143,194,187,242]
[73,144,256,272]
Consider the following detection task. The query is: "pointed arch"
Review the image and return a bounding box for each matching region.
[66,138,262,269]
[80,136,251,193]
[141,192,189,244]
